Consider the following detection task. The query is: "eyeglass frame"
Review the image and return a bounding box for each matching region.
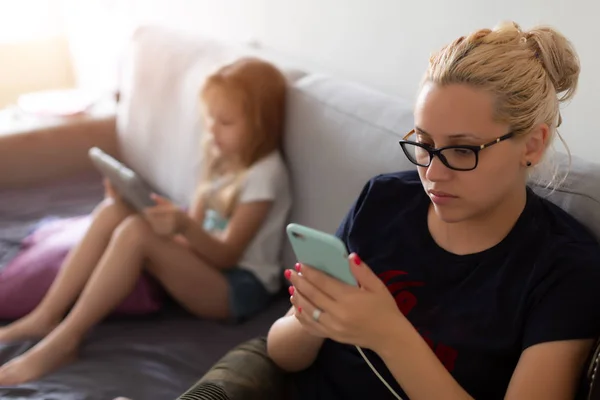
[398,129,516,171]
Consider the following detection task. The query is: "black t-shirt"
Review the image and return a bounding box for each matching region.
[290,170,600,400]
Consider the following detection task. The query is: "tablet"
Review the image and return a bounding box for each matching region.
[88,147,156,211]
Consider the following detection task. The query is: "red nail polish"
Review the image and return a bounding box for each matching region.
[295,263,301,272]
[288,286,295,296]
[298,307,302,313]
[284,269,292,280]
[353,254,362,266]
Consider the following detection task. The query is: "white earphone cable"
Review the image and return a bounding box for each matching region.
[356,345,404,400]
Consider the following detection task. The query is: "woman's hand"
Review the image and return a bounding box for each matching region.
[143,194,188,237]
[286,254,408,352]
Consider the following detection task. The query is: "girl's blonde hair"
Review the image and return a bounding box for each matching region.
[197,57,287,218]
[425,21,580,186]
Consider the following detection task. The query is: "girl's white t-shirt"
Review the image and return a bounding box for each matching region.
[205,151,292,293]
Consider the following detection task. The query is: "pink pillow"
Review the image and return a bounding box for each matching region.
[0,215,165,320]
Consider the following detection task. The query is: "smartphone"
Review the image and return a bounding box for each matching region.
[286,223,357,286]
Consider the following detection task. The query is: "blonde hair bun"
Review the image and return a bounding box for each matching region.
[490,21,580,102]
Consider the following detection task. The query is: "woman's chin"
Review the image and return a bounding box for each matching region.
[431,203,469,224]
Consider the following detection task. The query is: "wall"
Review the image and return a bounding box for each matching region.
[0,36,75,108]
[65,0,600,161]
[0,0,75,107]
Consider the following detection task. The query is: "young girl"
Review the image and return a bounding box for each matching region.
[0,57,292,385]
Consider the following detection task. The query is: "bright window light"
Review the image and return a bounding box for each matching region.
[0,0,64,43]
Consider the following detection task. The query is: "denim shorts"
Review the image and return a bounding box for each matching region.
[222,268,272,323]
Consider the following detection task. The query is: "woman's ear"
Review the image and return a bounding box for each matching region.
[523,123,549,167]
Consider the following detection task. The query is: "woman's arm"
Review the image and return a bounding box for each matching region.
[376,320,591,400]
[505,339,593,399]
[267,306,326,372]
[180,200,273,269]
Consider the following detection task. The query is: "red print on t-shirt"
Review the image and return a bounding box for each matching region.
[378,269,458,372]
[378,270,425,315]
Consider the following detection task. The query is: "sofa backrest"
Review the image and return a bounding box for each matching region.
[531,152,600,241]
[280,74,414,266]
[116,26,241,206]
[117,25,600,272]
[116,25,304,206]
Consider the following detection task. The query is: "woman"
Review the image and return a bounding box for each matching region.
[268,22,600,399]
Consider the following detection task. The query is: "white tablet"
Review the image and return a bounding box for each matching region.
[88,147,156,211]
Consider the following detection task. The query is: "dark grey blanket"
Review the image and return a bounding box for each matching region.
[0,174,288,399]
[0,300,288,400]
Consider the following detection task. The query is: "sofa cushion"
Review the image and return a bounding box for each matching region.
[117,26,305,207]
[531,152,600,241]
[0,215,164,320]
[281,74,415,267]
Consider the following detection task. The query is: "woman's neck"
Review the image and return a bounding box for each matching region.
[427,186,528,256]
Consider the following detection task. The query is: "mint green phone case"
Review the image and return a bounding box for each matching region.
[286,223,358,286]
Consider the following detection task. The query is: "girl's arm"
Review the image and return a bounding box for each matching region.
[179,200,273,269]
[187,192,206,227]
[267,306,326,372]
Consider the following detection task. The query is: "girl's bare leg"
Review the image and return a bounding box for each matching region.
[0,215,230,384]
[0,199,133,343]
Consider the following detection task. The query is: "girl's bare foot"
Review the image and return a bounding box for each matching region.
[0,327,79,385]
[0,312,60,343]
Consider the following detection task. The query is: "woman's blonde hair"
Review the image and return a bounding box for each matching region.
[424,21,580,186]
[196,57,287,218]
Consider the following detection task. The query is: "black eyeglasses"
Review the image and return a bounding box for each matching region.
[398,129,516,171]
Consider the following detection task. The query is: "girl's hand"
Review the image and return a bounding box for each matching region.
[286,254,407,353]
[103,178,121,201]
[143,194,187,237]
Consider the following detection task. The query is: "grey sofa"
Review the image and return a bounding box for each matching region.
[2,25,600,400]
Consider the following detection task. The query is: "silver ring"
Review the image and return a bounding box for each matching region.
[312,308,322,322]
